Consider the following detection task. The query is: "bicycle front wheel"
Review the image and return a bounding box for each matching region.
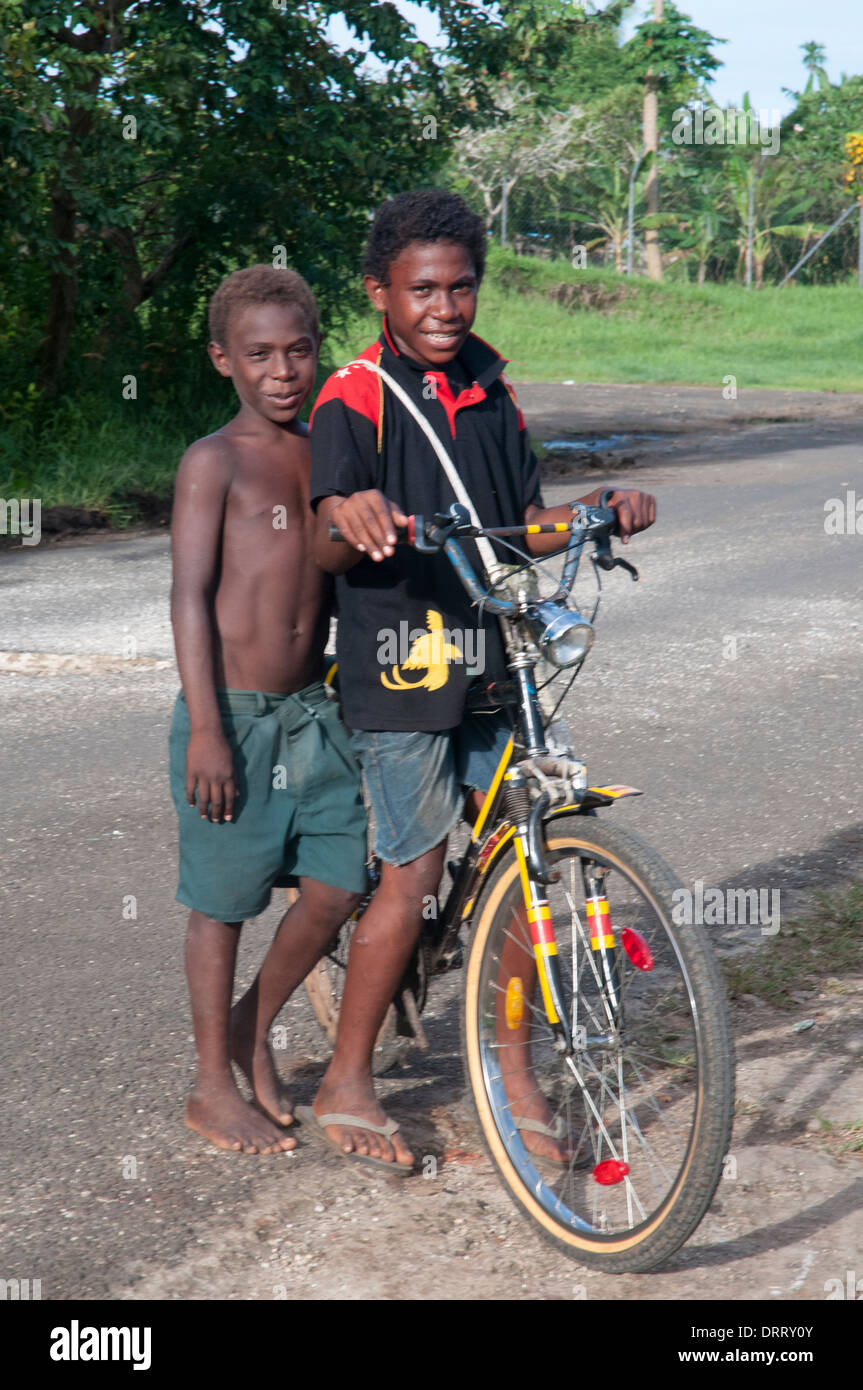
[462,816,734,1273]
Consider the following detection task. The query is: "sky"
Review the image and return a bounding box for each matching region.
[328,1,863,117]
[621,0,863,116]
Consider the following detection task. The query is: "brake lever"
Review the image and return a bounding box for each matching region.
[593,491,639,580]
[418,502,475,553]
[592,544,639,581]
[612,555,640,581]
[408,514,440,554]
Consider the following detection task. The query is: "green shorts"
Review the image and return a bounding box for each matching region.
[169,683,368,921]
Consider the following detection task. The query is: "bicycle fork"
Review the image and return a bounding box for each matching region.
[512,830,574,1054]
[583,864,623,1026]
[511,806,626,1055]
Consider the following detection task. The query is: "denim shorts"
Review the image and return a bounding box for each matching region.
[349,713,512,867]
[169,684,368,921]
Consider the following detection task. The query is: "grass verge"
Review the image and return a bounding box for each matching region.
[5,247,863,519]
[327,245,863,392]
[722,881,863,1008]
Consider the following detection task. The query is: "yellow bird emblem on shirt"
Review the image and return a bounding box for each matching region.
[381,610,463,692]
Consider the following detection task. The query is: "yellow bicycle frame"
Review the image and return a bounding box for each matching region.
[462,735,641,1029]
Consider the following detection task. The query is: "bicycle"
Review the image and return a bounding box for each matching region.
[303,495,735,1274]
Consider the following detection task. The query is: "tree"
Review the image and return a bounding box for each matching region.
[0,0,509,397]
[643,0,664,281]
[449,81,598,243]
[725,151,822,288]
[801,41,830,95]
[782,72,863,282]
[574,161,659,271]
[623,1,725,281]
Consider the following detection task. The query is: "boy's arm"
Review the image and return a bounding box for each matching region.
[524,489,656,556]
[310,385,408,571]
[315,492,410,571]
[170,438,236,822]
[502,380,656,554]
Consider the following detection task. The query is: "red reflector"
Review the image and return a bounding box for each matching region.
[593,1159,630,1186]
[621,927,654,971]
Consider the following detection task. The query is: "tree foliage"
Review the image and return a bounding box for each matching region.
[2,0,863,440]
[0,0,519,397]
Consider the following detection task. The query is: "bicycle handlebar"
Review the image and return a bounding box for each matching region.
[327,493,627,616]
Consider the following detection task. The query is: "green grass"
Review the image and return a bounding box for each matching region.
[6,247,863,518]
[722,881,863,1008]
[327,245,863,391]
[806,1117,863,1156]
[1,393,222,518]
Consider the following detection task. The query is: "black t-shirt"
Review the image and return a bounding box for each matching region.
[309,322,544,732]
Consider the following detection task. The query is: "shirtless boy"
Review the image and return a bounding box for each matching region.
[169,265,367,1155]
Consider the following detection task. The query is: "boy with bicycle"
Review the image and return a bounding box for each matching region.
[308,188,655,1171]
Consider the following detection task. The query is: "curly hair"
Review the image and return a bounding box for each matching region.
[362,188,487,285]
[208,265,319,348]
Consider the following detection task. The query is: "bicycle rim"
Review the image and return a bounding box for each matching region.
[463,817,734,1272]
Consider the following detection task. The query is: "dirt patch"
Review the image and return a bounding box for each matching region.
[513,382,863,445]
[539,447,642,478]
[547,280,637,313]
[0,492,172,551]
[112,979,863,1302]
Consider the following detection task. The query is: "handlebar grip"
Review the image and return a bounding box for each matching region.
[328,520,414,546]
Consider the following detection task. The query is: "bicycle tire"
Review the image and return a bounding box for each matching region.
[461,815,735,1273]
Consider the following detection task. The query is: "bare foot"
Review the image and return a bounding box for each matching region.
[185,1080,296,1155]
[230,1004,294,1128]
[312,1076,414,1167]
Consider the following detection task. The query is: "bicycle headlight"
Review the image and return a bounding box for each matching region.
[526,601,594,670]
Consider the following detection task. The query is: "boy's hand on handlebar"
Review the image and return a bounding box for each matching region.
[330,491,410,561]
[603,489,656,545]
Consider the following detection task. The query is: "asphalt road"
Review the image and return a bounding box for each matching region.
[1,397,861,1301]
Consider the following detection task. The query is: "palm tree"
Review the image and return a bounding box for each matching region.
[643,0,664,281]
[575,162,655,272]
[726,153,824,287]
[801,41,830,95]
[668,167,729,284]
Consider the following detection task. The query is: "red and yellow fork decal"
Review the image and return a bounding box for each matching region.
[586,888,622,1014]
[586,896,614,950]
[514,837,560,1025]
[528,903,559,1025]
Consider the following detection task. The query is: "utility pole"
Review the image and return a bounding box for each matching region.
[643,0,663,281]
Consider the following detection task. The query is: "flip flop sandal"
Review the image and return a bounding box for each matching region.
[512,1114,587,1169]
[293,1106,414,1176]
